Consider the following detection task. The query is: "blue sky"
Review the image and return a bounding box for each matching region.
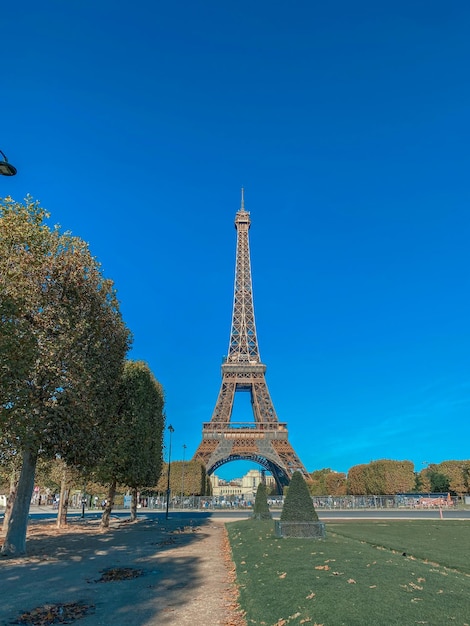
[2,1,469,479]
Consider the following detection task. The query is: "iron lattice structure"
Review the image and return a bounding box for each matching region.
[193,192,310,492]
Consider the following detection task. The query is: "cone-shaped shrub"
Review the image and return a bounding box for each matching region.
[252,481,272,520]
[280,471,319,522]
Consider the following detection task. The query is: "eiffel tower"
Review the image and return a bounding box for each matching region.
[193,191,310,492]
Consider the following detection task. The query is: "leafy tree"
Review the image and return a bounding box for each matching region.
[0,197,130,556]
[413,471,426,493]
[376,460,415,494]
[155,460,208,496]
[435,461,470,495]
[252,481,272,520]
[325,471,347,496]
[428,471,450,493]
[280,471,319,522]
[308,468,347,496]
[96,360,165,528]
[347,464,368,495]
[347,460,415,495]
[308,468,331,495]
[53,460,83,528]
[463,464,470,493]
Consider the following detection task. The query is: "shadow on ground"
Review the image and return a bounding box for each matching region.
[0,514,223,626]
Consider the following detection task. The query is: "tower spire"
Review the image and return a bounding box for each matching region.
[240,187,245,210]
[230,190,257,362]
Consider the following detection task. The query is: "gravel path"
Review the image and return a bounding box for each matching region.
[0,516,246,626]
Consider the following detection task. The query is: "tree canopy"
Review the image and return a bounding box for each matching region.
[347,460,415,495]
[1,196,131,555]
[96,359,165,489]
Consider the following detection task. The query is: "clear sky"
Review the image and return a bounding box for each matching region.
[2,1,470,480]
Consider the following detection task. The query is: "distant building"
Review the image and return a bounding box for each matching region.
[210,469,275,499]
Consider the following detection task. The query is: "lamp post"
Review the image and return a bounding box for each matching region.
[181,444,187,509]
[81,485,87,519]
[165,424,174,520]
[0,150,17,176]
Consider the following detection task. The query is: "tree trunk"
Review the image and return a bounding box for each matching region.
[130,487,138,521]
[100,480,116,529]
[1,448,38,557]
[2,469,19,533]
[56,472,70,528]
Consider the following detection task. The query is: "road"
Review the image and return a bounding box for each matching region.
[3,506,468,524]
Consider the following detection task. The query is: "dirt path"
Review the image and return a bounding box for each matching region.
[0,516,246,626]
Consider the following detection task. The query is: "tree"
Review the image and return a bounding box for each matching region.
[96,360,165,528]
[435,461,470,496]
[428,471,450,493]
[155,460,208,496]
[308,468,331,495]
[1,197,130,556]
[347,464,368,495]
[252,481,272,520]
[347,460,415,495]
[281,471,319,522]
[40,457,83,528]
[373,460,415,494]
[308,468,348,496]
[325,471,347,496]
[0,451,21,532]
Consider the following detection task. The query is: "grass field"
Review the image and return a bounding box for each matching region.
[226,519,470,626]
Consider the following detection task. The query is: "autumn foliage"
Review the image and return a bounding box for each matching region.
[347,460,415,495]
[155,460,208,496]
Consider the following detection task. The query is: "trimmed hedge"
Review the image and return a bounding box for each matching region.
[280,471,319,522]
[252,482,272,520]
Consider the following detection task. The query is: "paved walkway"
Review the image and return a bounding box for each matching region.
[0,516,244,626]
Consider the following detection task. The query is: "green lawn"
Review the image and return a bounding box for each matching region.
[226,520,470,626]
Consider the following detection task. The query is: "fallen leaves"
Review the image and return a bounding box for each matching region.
[96,567,143,582]
[12,602,95,625]
[409,582,423,591]
[151,537,176,547]
[221,526,247,626]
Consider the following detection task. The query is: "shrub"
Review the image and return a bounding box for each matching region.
[281,472,319,522]
[252,482,272,520]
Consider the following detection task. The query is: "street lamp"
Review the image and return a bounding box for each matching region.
[165,424,174,520]
[181,444,187,509]
[0,150,17,176]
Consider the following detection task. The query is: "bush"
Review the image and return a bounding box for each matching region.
[252,482,272,520]
[281,472,319,522]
